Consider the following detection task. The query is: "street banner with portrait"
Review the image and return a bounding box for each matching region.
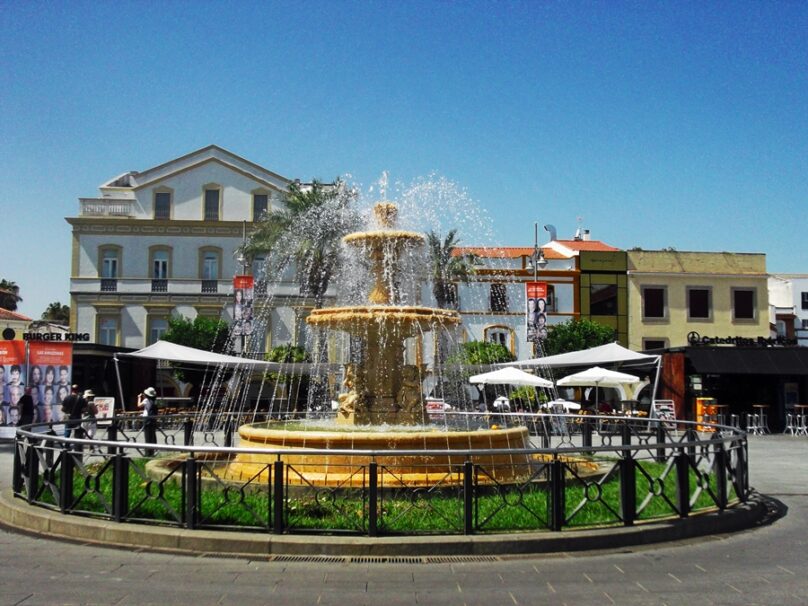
[232,275,255,337]
[0,340,26,431]
[28,341,73,424]
[525,281,548,344]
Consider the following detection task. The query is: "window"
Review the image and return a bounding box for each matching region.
[199,247,222,293]
[732,288,756,321]
[485,326,513,352]
[643,339,667,351]
[641,286,666,319]
[203,253,218,280]
[687,287,712,320]
[204,187,220,221]
[148,317,169,345]
[152,250,169,279]
[802,319,808,329]
[253,193,268,221]
[802,292,808,310]
[98,317,118,346]
[154,191,171,220]
[590,284,618,316]
[101,249,119,278]
[490,283,508,312]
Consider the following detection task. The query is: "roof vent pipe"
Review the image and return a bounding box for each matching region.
[582,229,591,241]
[544,224,557,242]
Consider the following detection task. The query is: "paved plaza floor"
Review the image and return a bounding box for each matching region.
[0,435,806,605]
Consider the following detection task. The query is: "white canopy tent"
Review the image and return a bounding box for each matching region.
[556,366,640,409]
[468,366,553,388]
[112,340,283,410]
[118,340,281,370]
[504,342,662,407]
[507,342,659,369]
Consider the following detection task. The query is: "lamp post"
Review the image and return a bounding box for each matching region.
[528,222,547,357]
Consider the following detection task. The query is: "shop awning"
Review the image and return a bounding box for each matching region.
[687,347,808,375]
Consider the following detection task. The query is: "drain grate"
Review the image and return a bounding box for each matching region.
[425,555,500,563]
[270,554,346,563]
[349,556,424,564]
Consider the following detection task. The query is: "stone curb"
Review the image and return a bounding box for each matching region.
[0,488,769,558]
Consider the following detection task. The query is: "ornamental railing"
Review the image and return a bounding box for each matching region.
[12,413,749,537]
[79,198,135,217]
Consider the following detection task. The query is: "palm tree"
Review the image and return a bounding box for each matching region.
[41,301,70,324]
[0,279,22,311]
[426,230,478,309]
[243,179,360,308]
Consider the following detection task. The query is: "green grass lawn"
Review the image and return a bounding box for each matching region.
[32,453,737,535]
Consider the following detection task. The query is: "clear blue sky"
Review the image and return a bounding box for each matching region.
[2,1,806,319]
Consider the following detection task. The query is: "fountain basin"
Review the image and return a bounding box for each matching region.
[225,423,535,487]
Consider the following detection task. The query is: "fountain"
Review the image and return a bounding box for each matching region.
[225,200,534,487]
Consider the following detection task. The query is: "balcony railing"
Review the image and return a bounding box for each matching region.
[201,280,219,294]
[79,198,135,217]
[100,278,118,292]
[151,279,168,293]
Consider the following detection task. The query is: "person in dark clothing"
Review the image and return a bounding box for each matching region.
[18,387,35,426]
[62,385,87,438]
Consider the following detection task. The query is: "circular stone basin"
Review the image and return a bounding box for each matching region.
[306,305,461,333]
[226,422,534,488]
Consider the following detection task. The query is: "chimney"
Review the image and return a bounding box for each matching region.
[582,229,591,241]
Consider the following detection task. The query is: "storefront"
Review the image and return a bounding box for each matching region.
[658,342,808,431]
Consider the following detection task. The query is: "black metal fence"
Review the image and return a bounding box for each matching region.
[12,413,749,536]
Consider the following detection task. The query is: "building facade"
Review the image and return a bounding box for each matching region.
[769,274,808,347]
[66,146,296,352]
[626,250,770,351]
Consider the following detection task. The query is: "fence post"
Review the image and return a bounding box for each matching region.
[655,424,666,463]
[273,459,284,534]
[59,444,73,512]
[183,418,194,446]
[736,438,748,503]
[714,438,727,510]
[113,454,129,522]
[12,438,23,494]
[185,454,197,529]
[676,449,690,518]
[550,458,565,531]
[620,449,636,526]
[223,418,233,448]
[25,439,39,503]
[621,421,632,447]
[107,419,118,455]
[368,461,378,537]
[463,460,474,535]
[581,416,593,451]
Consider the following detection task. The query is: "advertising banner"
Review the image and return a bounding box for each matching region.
[525,282,548,344]
[93,397,115,419]
[0,340,26,429]
[233,275,255,337]
[28,341,73,424]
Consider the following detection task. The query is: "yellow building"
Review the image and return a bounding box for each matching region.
[0,309,32,341]
[627,250,769,350]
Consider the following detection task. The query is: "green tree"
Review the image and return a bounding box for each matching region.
[265,344,311,413]
[162,315,230,384]
[41,301,70,324]
[243,179,360,308]
[541,318,616,357]
[0,279,22,311]
[426,230,478,309]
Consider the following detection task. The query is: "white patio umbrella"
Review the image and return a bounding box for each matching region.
[468,366,553,388]
[556,366,639,408]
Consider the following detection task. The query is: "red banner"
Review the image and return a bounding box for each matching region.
[525,282,548,343]
[28,341,73,423]
[233,275,255,337]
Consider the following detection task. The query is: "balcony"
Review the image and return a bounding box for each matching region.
[100,278,118,292]
[79,198,135,217]
[201,280,219,294]
[151,279,168,293]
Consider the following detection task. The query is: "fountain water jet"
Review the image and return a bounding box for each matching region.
[226,200,534,487]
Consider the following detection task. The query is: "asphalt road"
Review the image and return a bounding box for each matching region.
[0,436,806,606]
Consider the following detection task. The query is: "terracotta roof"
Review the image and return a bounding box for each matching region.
[554,239,620,252]
[453,246,569,260]
[0,308,32,321]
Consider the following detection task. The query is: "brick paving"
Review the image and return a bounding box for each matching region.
[0,436,805,605]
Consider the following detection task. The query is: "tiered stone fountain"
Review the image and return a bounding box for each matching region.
[227,202,533,487]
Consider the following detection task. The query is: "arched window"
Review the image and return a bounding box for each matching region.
[484,324,514,353]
